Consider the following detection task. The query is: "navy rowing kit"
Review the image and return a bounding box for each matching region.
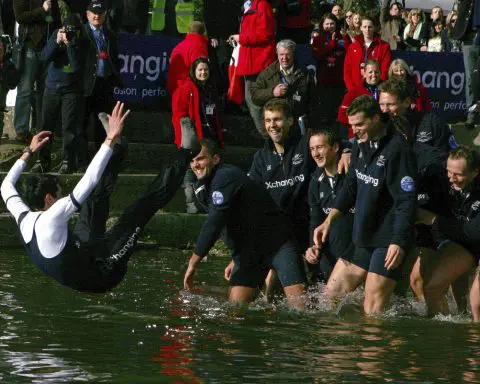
[194,163,306,289]
[248,135,314,249]
[432,176,480,261]
[308,168,355,265]
[332,126,417,280]
[1,144,189,292]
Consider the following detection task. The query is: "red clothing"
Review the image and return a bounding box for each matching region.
[166,33,209,96]
[411,79,432,112]
[338,83,375,137]
[312,31,351,87]
[237,0,276,76]
[171,78,224,148]
[277,0,311,29]
[343,34,392,91]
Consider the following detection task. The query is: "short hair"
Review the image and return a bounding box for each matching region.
[365,59,380,69]
[309,127,340,148]
[388,58,413,78]
[22,174,60,211]
[276,39,296,53]
[378,77,410,101]
[360,15,375,25]
[188,21,205,34]
[200,138,221,157]
[346,94,381,118]
[449,146,480,172]
[320,12,337,27]
[263,98,293,120]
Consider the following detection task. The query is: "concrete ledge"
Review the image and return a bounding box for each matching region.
[0,211,205,248]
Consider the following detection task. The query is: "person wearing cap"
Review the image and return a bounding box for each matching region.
[80,0,123,169]
[30,13,87,174]
[12,0,61,143]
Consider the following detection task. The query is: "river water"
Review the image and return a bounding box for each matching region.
[0,246,479,383]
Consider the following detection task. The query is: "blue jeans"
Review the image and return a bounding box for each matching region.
[14,47,45,134]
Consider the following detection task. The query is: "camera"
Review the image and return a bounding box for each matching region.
[64,23,80,44]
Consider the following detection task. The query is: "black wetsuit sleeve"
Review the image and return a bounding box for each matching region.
[194,172,237,257]
[193,208,228,257]
[308,177,326,246]
[386,146,417,248]
[247,150,264,183]
[430,113,451,150]
[332,155,357,213]
[434,214,480,244]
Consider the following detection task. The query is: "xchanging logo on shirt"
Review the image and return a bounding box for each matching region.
[355,170,379,187]
[265,174,305,189]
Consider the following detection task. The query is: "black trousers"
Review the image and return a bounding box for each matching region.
[80,78,116,167]
[72,146,190,292]
[38,88,84,169]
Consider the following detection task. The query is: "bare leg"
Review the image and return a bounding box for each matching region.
[325,258,368,299]
[228,286,258,304]
[409,248,438,300]
[424,242,475,317]
[452,271,471,314]
[283,283,306,310]
[470,271,480,322]
[363,272,397,315]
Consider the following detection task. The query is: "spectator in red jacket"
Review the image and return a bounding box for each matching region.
[172,57,224,213]
[338,60,382,137]
[229,0,276,137]
[388,58,432,113]
[166,21,209,97]
[343,15,392,92]
[277,0,312,43]
[311,12,351,123]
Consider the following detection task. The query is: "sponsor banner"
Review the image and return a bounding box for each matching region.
[115,33,181,107]
[115,34,466,119]
[295,45,466,120]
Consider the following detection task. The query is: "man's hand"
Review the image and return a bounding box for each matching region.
[104,101,130,146]
[384,244,404,270]
[210,38,219,48]
[56,28,65,44]
[313,222,330,248]
[416,208,437,225]
[337,152,351,174]
[30,131,52,153]
[305,246,320,264]
[224,260,234,281]
[43,0,52,12]
[184,253,202,290]
[273,83,287,97]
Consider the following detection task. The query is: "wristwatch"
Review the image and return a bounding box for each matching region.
[22,146,33,155]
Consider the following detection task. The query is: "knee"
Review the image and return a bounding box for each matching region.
[423,278,447,299]
[410,270,424,295]
[363,288,386,315]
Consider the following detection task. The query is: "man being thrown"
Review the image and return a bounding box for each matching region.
[314,95,417,314]
[1,102,199,293]
[183,139,306,308]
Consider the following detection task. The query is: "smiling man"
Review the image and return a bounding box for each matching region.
[416,146,480,321]
[183,138,306,308]
[314,95,417,315]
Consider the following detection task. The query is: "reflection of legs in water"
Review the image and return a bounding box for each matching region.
[104,150,190,265]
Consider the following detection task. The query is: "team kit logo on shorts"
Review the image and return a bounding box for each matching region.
[400,176,415,192]
[212,191,224,205]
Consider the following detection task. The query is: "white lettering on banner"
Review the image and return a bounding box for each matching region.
[119,51,169,82]
[411,67,465,96]
[265,174,305,189]
[355,170,379,187]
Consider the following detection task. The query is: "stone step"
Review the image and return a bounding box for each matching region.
[0,212,205,248]
[0,142,258,173]
[0,173,199,214]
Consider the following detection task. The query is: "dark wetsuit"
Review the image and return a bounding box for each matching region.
[1,143,190,292]
[332,125,417,280]
[194,163,306,288]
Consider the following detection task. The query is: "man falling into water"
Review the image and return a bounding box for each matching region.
[1,102,199,292]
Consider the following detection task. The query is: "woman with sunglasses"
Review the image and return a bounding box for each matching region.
[403,8,428,51]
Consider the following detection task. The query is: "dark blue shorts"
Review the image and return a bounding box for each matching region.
[229,239,307,289]
[351,246,404,281]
